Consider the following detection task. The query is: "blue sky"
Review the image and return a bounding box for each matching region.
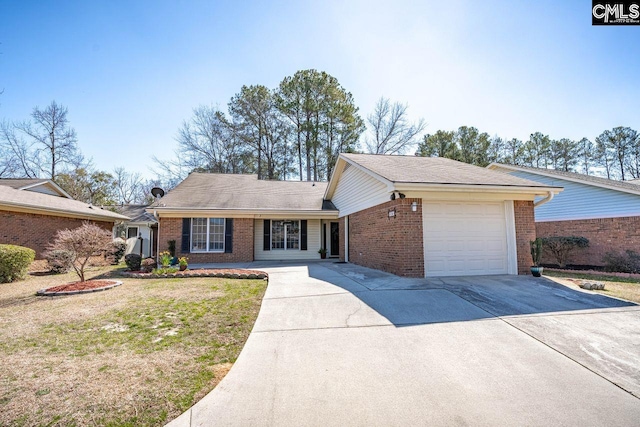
[1,0,639,179]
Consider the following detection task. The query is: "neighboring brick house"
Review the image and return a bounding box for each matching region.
[0,179,129,258]
[150,154,560,278]
[108,205,158,258]
[488,163,640,267]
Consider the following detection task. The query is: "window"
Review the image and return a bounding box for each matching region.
[191,218,225,252]
[127,227,138,239]
[271,220,299,250]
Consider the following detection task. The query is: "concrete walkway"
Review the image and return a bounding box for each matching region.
[168,262,640,426]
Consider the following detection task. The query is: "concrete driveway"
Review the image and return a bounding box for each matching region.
[169,262,640,426]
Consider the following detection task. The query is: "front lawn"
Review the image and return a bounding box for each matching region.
[0,266,267,426]
[544,270,640,304]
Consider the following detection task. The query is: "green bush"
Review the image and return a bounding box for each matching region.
[0,244,35,283]
[44,249,74,274]
[124,253,142,271]
[110,238,127,265]
[540,236,589,268]
[152,267,178,275]
[603,250,640,274]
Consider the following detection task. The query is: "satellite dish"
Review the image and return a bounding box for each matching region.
[151,187,165,198]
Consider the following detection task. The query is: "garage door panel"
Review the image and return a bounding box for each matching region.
[424,201,509,277]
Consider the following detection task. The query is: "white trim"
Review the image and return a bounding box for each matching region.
[325,155,394,200]
[536,212,640,222]
[149,208,337,220]
[19,180,73,199]
[190,217,225,253]
[270,220,301,251]
[394,182,562,195]
[344,215,349,263]
[504,201,518,275]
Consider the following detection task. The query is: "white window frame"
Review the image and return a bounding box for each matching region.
[271,220,300,251]
[127,226,139,239]
[190,218,225,253]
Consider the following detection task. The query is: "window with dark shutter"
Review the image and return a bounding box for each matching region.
[263,219,271,251]
[181,218,191,253]
[224,218,233,253]
[300,220,307,250]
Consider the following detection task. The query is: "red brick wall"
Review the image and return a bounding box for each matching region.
[159,217,254,263]
[536,216,640,267]
[514,200,536,275]
[347,198,424,277]
[0,210,113,259]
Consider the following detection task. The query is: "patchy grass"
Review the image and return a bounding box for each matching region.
[0,265,267,426]
[544,271,640,304]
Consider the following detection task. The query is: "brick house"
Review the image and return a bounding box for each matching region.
[0,179,129,258]
[488,163,640,267]
[150,154,561,278]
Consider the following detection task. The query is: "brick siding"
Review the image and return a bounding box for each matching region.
[0,210,113,259]
[536,216,640,267]
[514,200,536,275]
[347,198,424,277]
[159,217,254,263]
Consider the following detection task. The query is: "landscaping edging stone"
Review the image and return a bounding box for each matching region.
[37,280,123,296]
[120,269,268,280]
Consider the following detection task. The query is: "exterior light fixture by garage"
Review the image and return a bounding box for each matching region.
[411,201,418,212]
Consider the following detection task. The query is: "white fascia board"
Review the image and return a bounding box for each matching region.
[393,182,563,196]
[487,163,640,197]
[536,212,640,222]
[0,203,126,222]
[151,208,339,220]
[20,180,73,199]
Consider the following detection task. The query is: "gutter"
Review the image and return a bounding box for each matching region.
[534,191,554,207]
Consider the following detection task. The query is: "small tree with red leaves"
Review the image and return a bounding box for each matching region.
[47,222,113,282]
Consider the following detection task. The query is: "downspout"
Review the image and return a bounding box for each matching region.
[153,210,160,264]
[534,191,554,208]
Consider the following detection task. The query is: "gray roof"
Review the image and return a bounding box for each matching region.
[342,153,553,188]
[492,164,640,194]
[109,205,157,223]
[0,178,50,190]
[154,173,335,211]
[0,184,129,221]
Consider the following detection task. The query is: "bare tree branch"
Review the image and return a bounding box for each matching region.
[364,97,426,155]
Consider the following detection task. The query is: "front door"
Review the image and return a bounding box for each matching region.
[330,222,340,256]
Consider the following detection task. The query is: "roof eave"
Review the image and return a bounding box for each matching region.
[0,202,130,221]
[147,207,339,219]
[488,163,640,196]
[392,182,563,195]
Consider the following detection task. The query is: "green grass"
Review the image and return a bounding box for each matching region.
[0,266,267,427]
[544,269,640,284]
[544,270,640,304]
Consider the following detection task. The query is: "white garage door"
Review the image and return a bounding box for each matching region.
[423,201,510,277]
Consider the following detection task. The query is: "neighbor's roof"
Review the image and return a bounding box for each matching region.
[108,204,157,223]
[151,173,335,212]
[331,153,559,190]
[0,178,71,198]
[488,163,640,196]
[0,184,130,221]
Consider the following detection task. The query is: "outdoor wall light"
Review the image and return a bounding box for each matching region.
[411,201,418,212]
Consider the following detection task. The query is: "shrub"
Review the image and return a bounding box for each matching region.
[168,240,176,258]
[159,251,172,267]
[48,222,114,282]
[0,244,35,283]
[540,236,589,268]
[530,238,542,266]
[603,250,640,274]
[44,249,74,274]
[110,238,127,265]
[141,257,157,273]
[152,267,178,275]
[125,253,142,271]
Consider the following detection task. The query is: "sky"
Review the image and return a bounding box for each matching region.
[1,0,639,180]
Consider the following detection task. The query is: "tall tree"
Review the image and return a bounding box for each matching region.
[113,166,146,204]
[503,138,524,165]
[549,138,580,171]
[487,136,505,164]
[415,130,458,159]
[364,97,425,155]
[579,137,595,175]
[276,69,363,181]
[454,126,491,166]
[523,132,551,168]
[596,127,639,180]
[13,101,81,179]
[55,168,116,205]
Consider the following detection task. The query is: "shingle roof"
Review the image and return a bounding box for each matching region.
[108,205,157,223]
[342,153,553,188]
[0,185,129,221]
[153,173,334,211]
[491,163,640,195]
[0,178,50,190]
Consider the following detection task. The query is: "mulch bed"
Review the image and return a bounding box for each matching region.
[37,280,123,296]
[121,268,268,280]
